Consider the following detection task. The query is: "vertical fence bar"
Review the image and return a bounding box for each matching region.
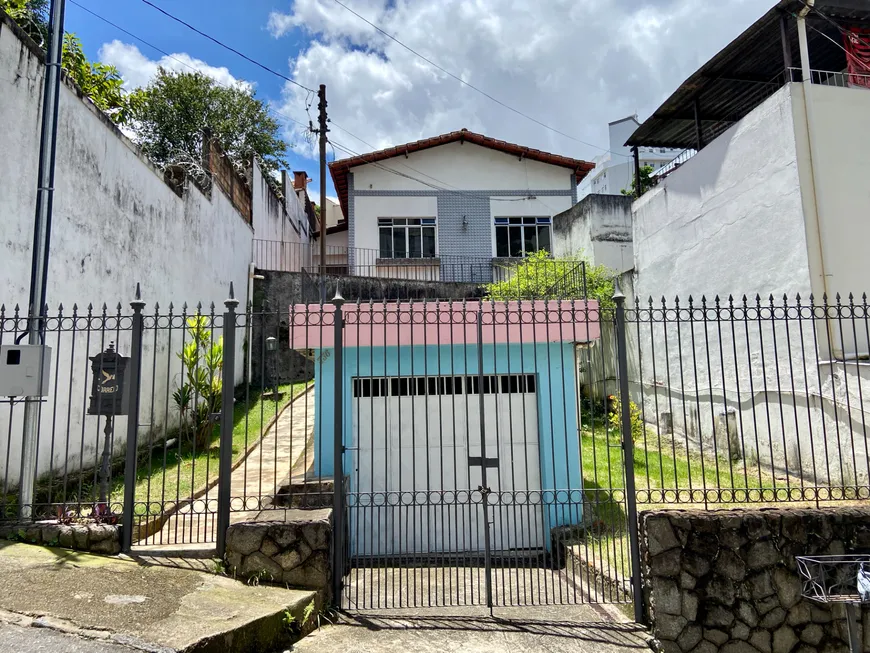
[216,284,238,557]
[475,310,494,611]
[613,283,643,623]
[332,290,346,605]
[121,285,145,553]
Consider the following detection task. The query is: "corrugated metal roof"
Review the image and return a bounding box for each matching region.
[627,0,870,150]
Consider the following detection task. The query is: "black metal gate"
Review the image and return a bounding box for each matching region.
[333,295,640,610]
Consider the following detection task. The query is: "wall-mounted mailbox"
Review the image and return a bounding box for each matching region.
[0,345,52,397]
[88,344,130,416]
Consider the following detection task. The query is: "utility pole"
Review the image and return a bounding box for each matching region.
[19,0,66,518]
[315,84,329,301]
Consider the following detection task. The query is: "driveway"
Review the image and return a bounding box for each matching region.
[288,605,652,653]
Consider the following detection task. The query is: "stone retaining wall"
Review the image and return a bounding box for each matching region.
[225,509,331,596]
[641,507,870,653]
[0,520,120,554]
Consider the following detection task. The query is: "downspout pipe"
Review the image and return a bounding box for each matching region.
[796,0,838,353]
[797,0,815,83]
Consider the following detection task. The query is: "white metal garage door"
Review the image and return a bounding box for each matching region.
[351,374,543,557]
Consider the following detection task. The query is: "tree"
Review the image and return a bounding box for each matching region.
[0,0,49,47]
[122,68,288,179]
[1,1,129,118]
[484,250,615,307]
[62,34,129,119]
[621,164,655,197]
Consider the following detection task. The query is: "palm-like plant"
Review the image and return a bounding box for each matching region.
[173,316,223,450]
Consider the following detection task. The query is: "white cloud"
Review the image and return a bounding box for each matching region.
[98,41,253,92]
[270,0,770,164]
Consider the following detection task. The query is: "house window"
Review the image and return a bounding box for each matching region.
[378,218,436,259]
[494,217,552,258]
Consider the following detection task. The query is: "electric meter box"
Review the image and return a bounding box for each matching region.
[0,345,52,397]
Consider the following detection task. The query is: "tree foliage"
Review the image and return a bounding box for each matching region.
[172,316,223,450]
[122,68,288,178]
[0,0,49,46]
[621,164,655,197]
[1,1,129,118]
[62,34,129,119]
[484,250,615,307]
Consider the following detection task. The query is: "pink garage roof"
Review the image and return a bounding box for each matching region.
[288,300,601,349]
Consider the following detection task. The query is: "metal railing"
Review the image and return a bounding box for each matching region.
[620,294,870,506]
[252,239,585,287]
[5,286,870,614]
[652,148,698,180]
[788,67,870,89]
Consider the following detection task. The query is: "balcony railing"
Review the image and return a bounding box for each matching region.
[252,239,588,298]
[787,67,870,89]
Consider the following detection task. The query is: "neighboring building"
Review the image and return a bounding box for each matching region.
[312,196,350,274]
[328,129,594,282]
[627,0,870,317]
[615,0,870,488]
[576,117,681,200]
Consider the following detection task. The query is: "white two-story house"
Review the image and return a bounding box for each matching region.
[327,129,594,282]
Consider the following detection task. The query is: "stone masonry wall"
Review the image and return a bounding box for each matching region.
[225,509,331,595]
[0,520,120,554]
[642,508,870,653]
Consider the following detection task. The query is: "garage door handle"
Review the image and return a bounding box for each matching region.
[468,456,499,468]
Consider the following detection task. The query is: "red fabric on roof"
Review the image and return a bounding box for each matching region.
[327,128,594,220]
[845,27,870,89]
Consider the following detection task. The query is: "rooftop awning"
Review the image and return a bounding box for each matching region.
[627,0,870,150]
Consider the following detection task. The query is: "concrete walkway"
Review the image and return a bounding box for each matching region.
[288,606,652,653]
[0,542,317,653]
[147,387,315,546]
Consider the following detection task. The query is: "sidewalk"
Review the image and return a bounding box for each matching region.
[290,607,653,653]
[0,542,319,653]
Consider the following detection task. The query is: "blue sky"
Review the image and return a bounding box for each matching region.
[66,0,336,194]
[63,0,771,201]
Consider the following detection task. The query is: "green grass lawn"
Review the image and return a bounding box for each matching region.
[576,419,775,582]
[8,382,311,519]
[120,382,311,516]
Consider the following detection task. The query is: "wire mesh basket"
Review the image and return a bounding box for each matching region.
[795,555,870,604]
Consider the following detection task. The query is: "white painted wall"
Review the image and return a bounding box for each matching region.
[351,141,574,193]
[577,116,682,200]
[353,196,439,257]
[553,195,633,272]
[627,83,870,490]
[798,84,870,301]
[252,162,310,247]
[633,85,812,301]
[349,141,575,272]
[0,20,254,485]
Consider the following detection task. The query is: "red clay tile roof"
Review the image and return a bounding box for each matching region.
[328,128,594,220]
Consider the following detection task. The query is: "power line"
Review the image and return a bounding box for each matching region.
[329,139,534,201]
[69,1,552,201]
[137,0,315,93]
[69,1,314,130]
[796,0,870,51]
[327,0,628,159]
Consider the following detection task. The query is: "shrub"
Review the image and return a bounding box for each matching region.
[173,316,223,450]
[607,395,645,443]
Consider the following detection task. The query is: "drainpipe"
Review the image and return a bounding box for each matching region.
[246,263,264,382]
[797,0,814,84]
[796,0,838,354]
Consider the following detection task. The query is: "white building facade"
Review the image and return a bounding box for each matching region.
[577,116,682,200]
[328,130,593,281]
